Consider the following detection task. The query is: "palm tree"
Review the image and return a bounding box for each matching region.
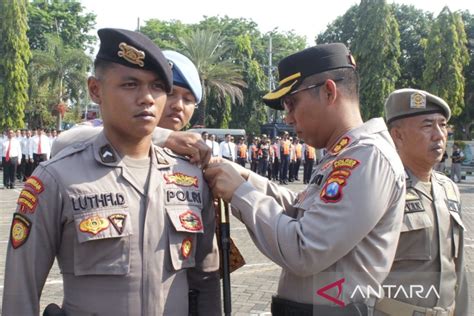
[179,30,247,126]
[29,35,91,129]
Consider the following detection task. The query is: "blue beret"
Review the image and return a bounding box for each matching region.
[96,28,172,93]
[163,50,202,104]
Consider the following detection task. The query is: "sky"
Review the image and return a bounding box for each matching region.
[80,0,473,45]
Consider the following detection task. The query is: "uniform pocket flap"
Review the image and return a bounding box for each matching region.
[166,207,204,233]
[73,210,132,244]
[450,211,466,231]
[401,212,432,232]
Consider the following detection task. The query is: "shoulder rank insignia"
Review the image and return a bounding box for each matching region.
[330,137,351,155]
[179,210,203,231]
[79,215,110,235]
[118,42,145,67]
[100,145,116,163]
[164,172,198,187]
[181,237,193,259]
[10,213,31,249]
[108,214,127,235]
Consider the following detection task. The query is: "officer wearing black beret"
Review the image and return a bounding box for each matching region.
[204,43,406,315]
[374,89,469,316]
[2,28,220,315]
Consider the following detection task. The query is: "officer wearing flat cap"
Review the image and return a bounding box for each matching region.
[373,89,469,316]
[204,43,405,315]
[2,29,220,316]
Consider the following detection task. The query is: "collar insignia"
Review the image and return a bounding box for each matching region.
[118,42,145,67]
[100,145,116,163]
[330,137,351,154]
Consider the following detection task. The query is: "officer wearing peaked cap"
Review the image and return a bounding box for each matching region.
[204,43,406,315]
[374,89,469,316]
[2,28,220,316]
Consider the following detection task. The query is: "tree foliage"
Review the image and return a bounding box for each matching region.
[28,35,91,129]
[0,0,31,129]
[27,0,96,52]
[353,0,401,119]
[422,7,469,117]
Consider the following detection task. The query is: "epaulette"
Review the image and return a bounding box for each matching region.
[162,147,191,162]
[43,141,90,166]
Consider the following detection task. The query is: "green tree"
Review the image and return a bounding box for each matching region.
[316,5,359,46]
[27,0,96,52]
[353,0,401,119]
[0,0,31,129]
[393,4,433,88]
[29,35,91,129]
[422,7,469,117]
[179,30,246,127]
[453,11,474,139]
[140,19,190,51]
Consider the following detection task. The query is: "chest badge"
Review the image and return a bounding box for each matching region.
[164,172,199,187]
[79,215,110,235]
[181,237,193,259]
[179,210,203,231]
[108,214,127,235]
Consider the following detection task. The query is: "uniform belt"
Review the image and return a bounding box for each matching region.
[375,298,454,316]
[271,296,368,316]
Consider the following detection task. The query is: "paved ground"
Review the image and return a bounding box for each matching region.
[0,172,473,315]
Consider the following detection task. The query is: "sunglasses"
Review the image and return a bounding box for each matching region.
[281,78,344,112]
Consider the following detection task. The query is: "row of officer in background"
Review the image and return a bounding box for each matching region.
[203,43,468,315]
[1,31,469,316]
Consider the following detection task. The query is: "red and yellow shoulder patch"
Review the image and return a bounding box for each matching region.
[17,189,39,214]
[10,213,31,249]
[24,176,44,194]
[79,215,109,235]
[181,237,193,259]
[320,157,360,203]
[179,210,203,231]
[164,172,198,187]
[330,137,351,155]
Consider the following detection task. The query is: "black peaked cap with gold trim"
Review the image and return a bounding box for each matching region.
[263,43,356,110]
[96,28,172,93]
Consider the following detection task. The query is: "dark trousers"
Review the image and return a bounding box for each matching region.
[18,154,27,180]
[294,158,301,180]
[250,159,258,173]
[289,161,296,181]
[258,159,268,176]
[303,159,315,183]
[280,155,290,182]
[33,153,48,172]
[272,158,280,180]
[236,157,246,167]
[24,157,34,179]
[2,157,18,188]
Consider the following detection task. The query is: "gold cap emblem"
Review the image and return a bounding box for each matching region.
[117,42,145,67]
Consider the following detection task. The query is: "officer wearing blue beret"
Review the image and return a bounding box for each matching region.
[204,43,406,315]
[2,29,220,316]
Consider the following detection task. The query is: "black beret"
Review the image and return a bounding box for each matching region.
[263,43,356,110]
[96,28,172,93]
